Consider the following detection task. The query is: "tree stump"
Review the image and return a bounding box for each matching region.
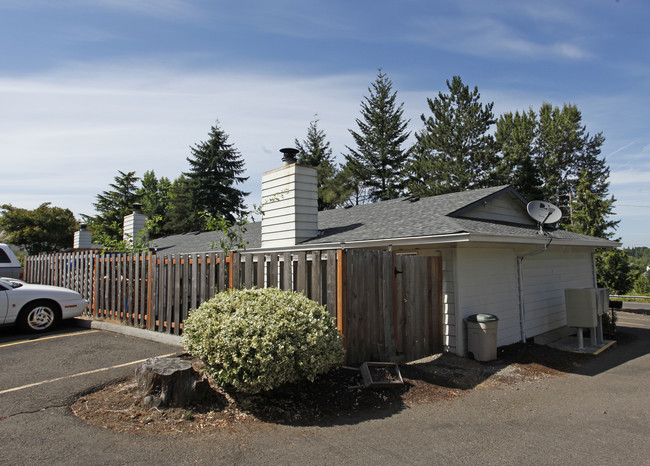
[136,357,211,408]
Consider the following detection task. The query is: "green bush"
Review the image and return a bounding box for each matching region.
[182,287,345,394]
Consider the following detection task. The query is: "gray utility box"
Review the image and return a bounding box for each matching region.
[465,313,499,362]
[564,288,609,348]
[564,288,608,327]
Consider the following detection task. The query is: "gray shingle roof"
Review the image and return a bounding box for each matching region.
[151,185,615,254]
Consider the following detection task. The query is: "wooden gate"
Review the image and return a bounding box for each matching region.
[343,250,442,363]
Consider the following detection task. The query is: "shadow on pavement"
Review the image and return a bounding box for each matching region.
[0,320,94,345]
[573,326,650,377]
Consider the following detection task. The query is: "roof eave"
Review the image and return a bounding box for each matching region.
[243,231,620,253]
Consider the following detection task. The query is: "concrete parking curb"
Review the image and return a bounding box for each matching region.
[73,318,184,348]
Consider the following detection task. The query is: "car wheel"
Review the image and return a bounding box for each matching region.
[18,300,61,333]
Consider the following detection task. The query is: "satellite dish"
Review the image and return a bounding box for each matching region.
[527,201,562,234]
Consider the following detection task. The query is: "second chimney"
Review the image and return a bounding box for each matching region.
[261,148,318,248]
[123,203,148,246]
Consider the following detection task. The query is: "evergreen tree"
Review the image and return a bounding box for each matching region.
[185,121,249,227]
[164,175,202,234]
[137,170,172,239]
[409,76,496,196]
[534,103,586,210]
[332,161,372,207]
[344,70,410,202]
[494,109,544,201]
[566,170,618,239]
[295,117,339,210]
[86,170,140,243]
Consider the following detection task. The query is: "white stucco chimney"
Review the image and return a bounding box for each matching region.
[123,203,148,245]
[73,223,92,249]
[261,148,318,248]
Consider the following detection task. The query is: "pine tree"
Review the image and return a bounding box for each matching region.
[295,117,339,210]
[185,121,249,227]
[494,109,544,201]
[87,170,140,243]
[409,76,496,197]
[344,70,410,202]
[164,175,201,234]
[567,171,618,239]
[534,103,586,209]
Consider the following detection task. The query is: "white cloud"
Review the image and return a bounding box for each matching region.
[0,63,369,218]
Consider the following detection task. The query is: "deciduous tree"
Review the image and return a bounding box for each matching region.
[0,203,78,255]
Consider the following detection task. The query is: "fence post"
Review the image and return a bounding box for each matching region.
[146,251,154,330]
[336,249,346,349]
[228,251,234,290]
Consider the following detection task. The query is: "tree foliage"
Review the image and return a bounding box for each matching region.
[295,117,340,210]
[344,70,410,202]
[137,170,172,239]
[596,248,632,295]
[0,203,78,255]
[409,76,496,196]
[85,170,140,245]
[185,121,249,228]
[494,109,543,201]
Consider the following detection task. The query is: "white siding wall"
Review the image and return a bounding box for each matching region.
[460,195,535,225]
[521,246,595,338]
[123,212,147,244]
[455,246,521,352]
[261,164,318,248]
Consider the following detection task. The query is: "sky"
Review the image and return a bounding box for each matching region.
[0,0,648,247]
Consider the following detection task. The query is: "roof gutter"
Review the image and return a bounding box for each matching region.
[244,231,619,254]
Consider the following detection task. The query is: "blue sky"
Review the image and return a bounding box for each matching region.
[0,0,648,247]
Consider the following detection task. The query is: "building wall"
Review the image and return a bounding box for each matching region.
[450,243,596,355]
[520,245,595,338]
[454,245,521,353]
[459,194,535,225]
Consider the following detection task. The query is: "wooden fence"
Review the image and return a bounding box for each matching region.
[25,249,441,363]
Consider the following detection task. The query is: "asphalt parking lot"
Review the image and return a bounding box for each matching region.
[0,321,180,419]
[1,311,649,465]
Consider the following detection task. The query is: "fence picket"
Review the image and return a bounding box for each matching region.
[23,248,441,364]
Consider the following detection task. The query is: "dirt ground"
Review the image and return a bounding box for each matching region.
[70,340,600,435]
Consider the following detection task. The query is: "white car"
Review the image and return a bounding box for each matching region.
[0,278,88,333]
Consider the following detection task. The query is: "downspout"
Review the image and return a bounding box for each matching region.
[516,238,553,342]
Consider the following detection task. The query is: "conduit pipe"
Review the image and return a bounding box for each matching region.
[516,238,553,342]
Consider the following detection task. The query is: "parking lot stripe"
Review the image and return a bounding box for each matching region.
[0,352,177,395]
[0,330,100,349]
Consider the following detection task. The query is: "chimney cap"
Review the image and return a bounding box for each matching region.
[280,147,299,165]
[132,203,143,213]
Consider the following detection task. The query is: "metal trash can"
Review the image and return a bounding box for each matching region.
[465,313,499,362]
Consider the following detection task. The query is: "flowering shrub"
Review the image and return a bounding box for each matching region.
[182,287,345,394]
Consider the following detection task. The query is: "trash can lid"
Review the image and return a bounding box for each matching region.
[466,313,499,323]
